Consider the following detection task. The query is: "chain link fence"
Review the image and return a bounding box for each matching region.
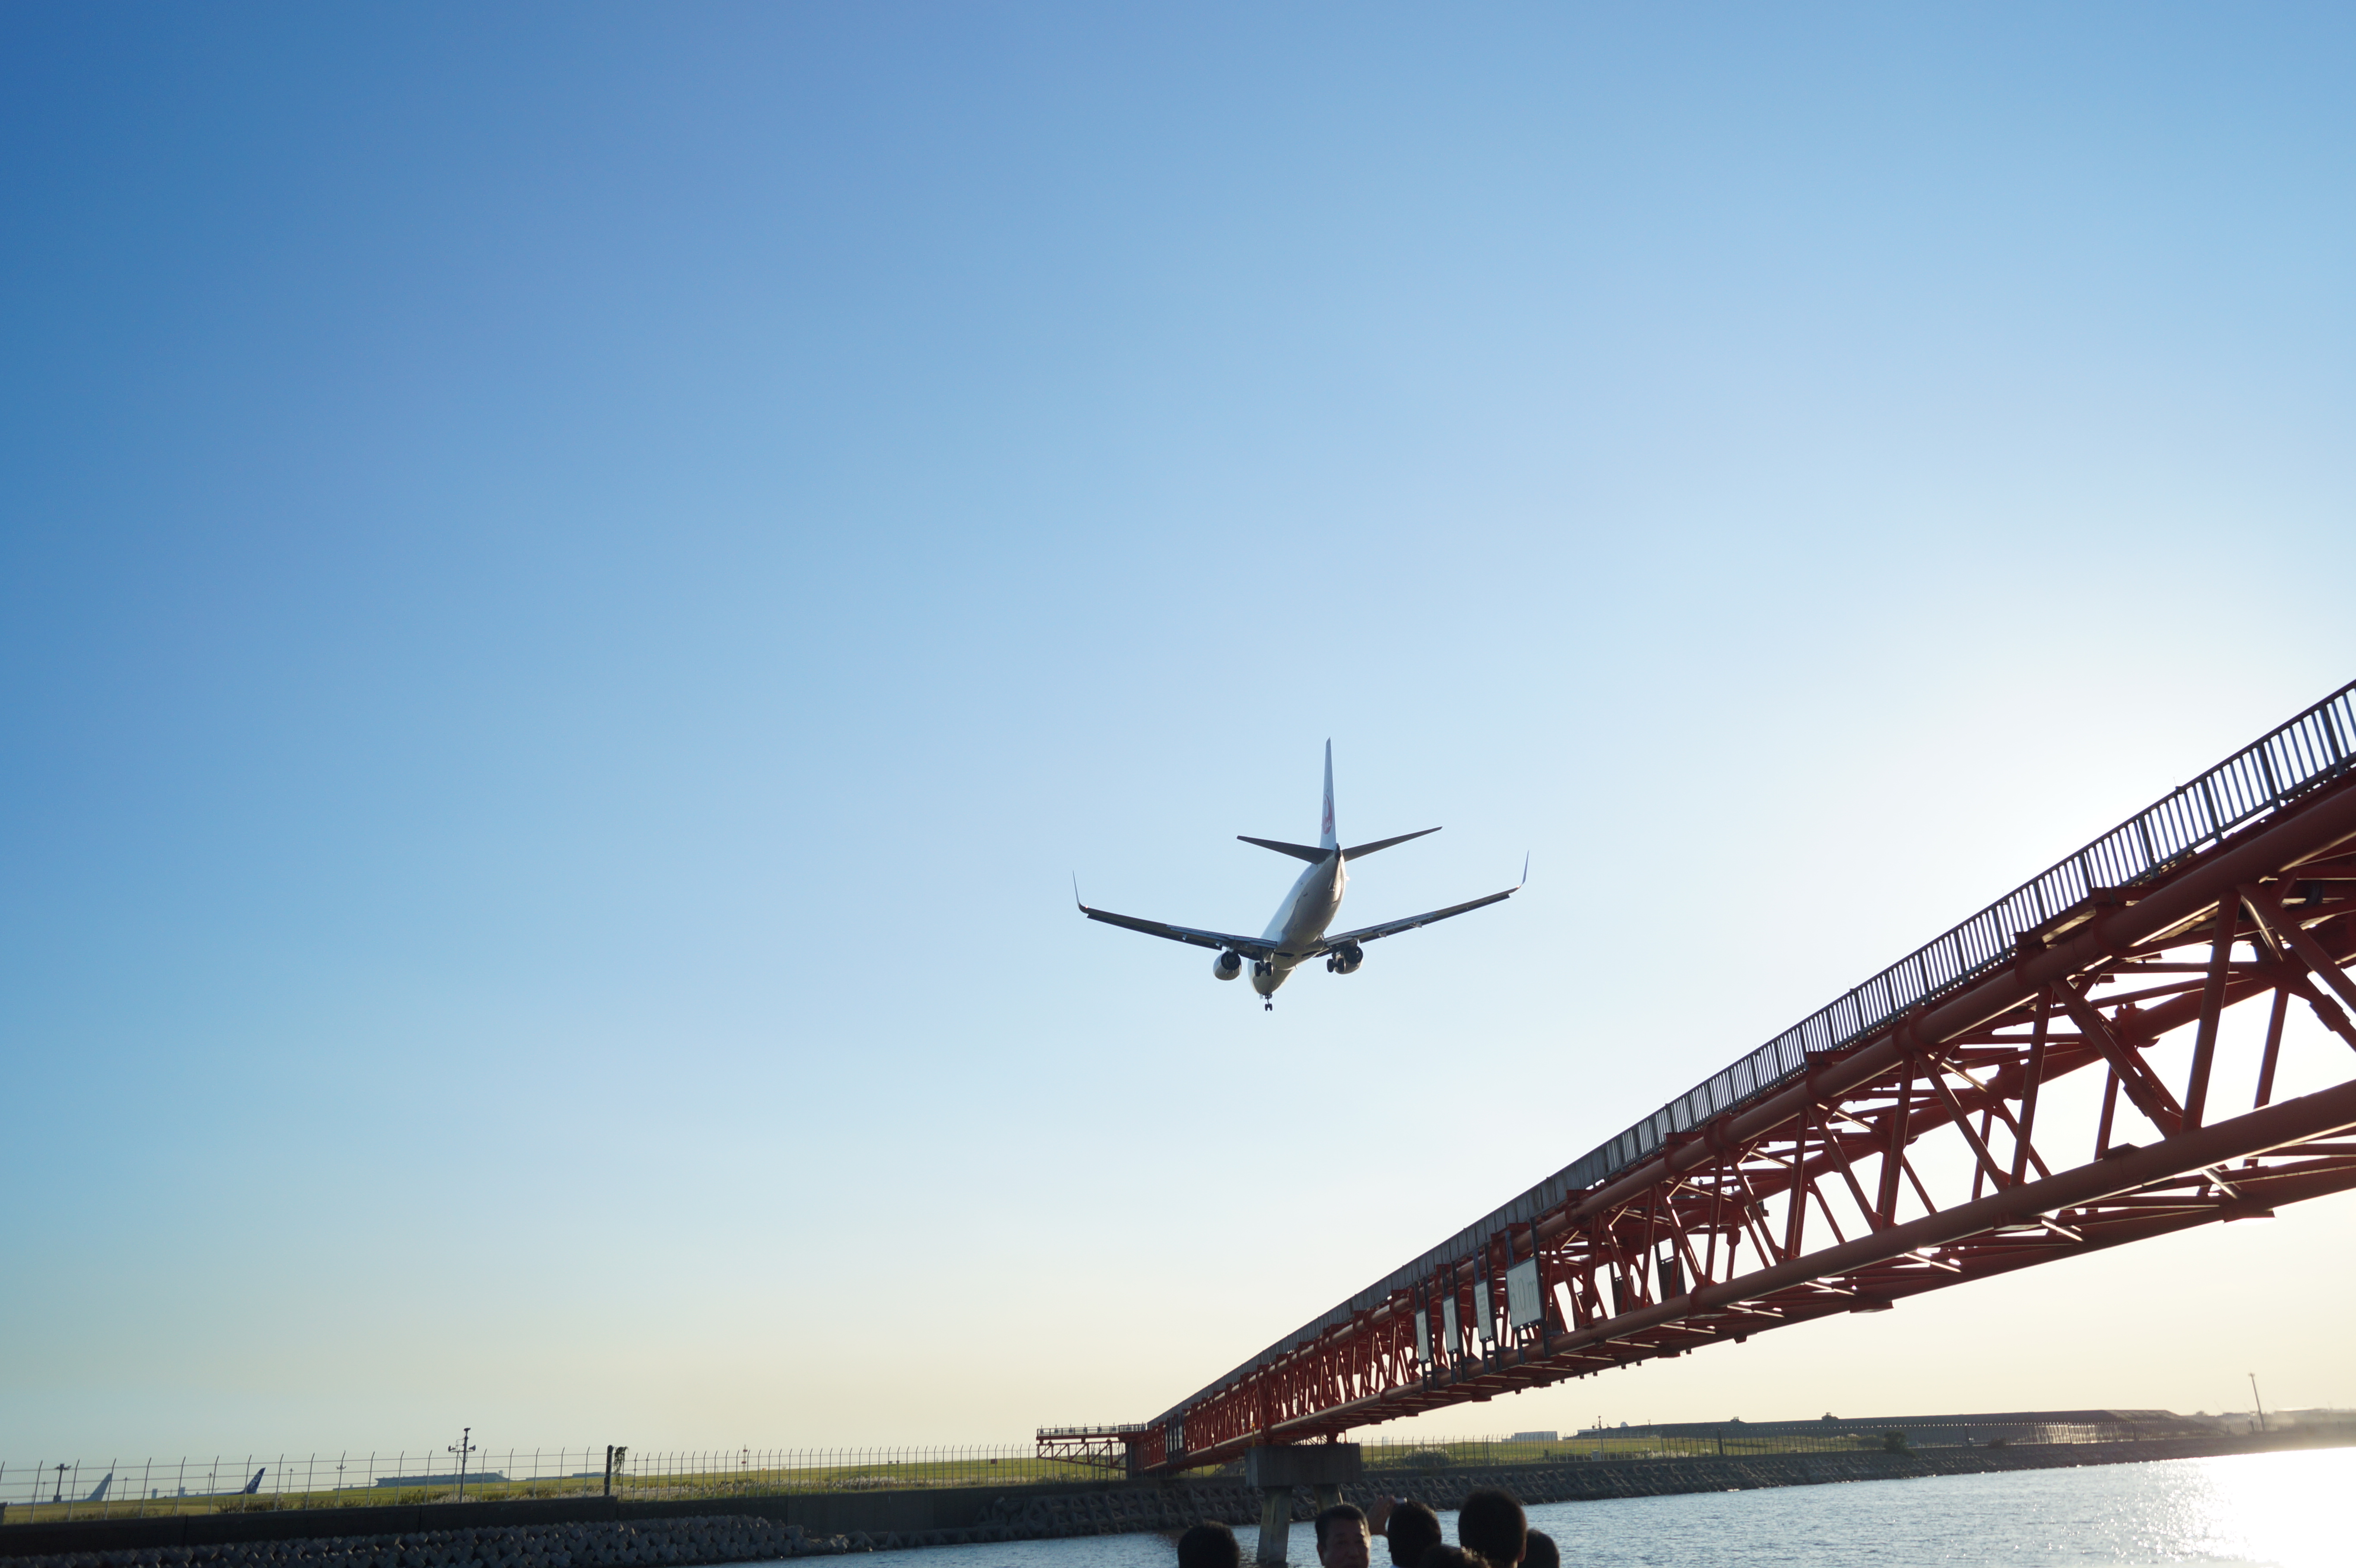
[0,1446,1094,1528]
[0,1415,2254,1528]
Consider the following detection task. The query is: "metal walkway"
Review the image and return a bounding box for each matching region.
[1055,680,2356,1475]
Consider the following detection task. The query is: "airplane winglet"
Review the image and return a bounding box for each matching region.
[1073,873,1086,911]
[1519,852,1530,888]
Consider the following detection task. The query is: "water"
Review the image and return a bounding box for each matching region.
[849,1448,2354,1567]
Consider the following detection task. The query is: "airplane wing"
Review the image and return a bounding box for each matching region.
[1076,887,1278,960]
[1312,857,1527,952]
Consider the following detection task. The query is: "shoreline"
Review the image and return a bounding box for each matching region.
[4,1430,2348,1562]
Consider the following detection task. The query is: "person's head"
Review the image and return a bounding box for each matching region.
[1520,1529,1559,1568]
[1417,1550,1493,1568]
[1385,1499,1443,1567]
[1177,1521,1241,1568]
[1457,1488,1527,1568]
[1315,1503,1371,1568]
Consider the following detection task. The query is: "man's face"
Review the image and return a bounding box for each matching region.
[1317,1520,1371,1568]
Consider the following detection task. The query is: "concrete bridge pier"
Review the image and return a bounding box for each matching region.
[1243,1445,1362,1566]
[1254,1485,1293,1567]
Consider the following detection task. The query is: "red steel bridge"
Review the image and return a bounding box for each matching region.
[1042,681,2356,1478]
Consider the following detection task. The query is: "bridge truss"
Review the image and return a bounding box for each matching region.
[1107,682,2356,1476]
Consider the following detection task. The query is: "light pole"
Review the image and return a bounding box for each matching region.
[2248,1374,2268,1433]
[448,1429,475,1502]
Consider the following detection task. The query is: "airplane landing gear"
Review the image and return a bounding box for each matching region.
[1249,955,1276,1009]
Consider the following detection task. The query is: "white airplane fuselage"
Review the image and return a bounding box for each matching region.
[1254,851,1347,996]
[1074,739,1521,1011]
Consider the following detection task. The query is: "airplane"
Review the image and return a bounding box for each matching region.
[165,1467,266,1498]
[1077,742,1524,1010]
[45,1467,260,1504]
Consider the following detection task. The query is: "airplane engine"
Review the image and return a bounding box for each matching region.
[1212,949,1243,982]
[1327,943,1365,975]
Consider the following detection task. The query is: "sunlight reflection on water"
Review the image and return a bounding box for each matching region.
[1518,1447,2350,1567]
[854,1447,2352,1568]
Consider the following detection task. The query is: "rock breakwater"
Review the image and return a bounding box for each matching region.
[0,1517,873,1568]
[9,1432,2344,1562]
[1345,1434,2271,1514]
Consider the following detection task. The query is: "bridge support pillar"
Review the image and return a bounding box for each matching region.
[1243,1445,1363,1566]
[1254,1486,1294,1566]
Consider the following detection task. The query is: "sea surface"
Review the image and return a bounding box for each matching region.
[844,1448,2353,1568]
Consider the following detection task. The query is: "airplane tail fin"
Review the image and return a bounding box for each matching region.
[1320,740,1336,850]
[244,1469,265,1495]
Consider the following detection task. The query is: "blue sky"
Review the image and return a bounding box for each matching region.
[4,5,2354,1461]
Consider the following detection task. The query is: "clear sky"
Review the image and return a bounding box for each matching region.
[4,4,2354,1464]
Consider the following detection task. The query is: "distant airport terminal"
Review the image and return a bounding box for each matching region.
[1580,1409,2223,1446]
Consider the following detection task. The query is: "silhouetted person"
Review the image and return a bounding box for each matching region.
[1178,1521,1242,1568]
[1520,1529,1560,1568]
[1457,1487,1527,1568]
[1419,1549,1494,1568]
[1315,1503,1371,1568]
[1365,1496,1443,1567]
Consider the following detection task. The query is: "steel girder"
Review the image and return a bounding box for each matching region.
[1125,711,2356,1477]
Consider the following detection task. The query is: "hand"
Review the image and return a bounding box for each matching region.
[1365,1494,1398,1536]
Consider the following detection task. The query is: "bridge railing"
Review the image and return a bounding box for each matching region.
[1583,679,2356,1192]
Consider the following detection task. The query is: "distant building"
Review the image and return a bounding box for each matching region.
[373,1473,509,1487]
[1609,1410,2213,1448]
[1509,1431,1558,1442]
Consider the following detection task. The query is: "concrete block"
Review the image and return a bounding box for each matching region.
[1242,1445,1362,1489]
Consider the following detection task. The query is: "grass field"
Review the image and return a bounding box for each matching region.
[0,1451,1122,1527]
[1358,1432,1887,1470]
[0,1429,1931,1527]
